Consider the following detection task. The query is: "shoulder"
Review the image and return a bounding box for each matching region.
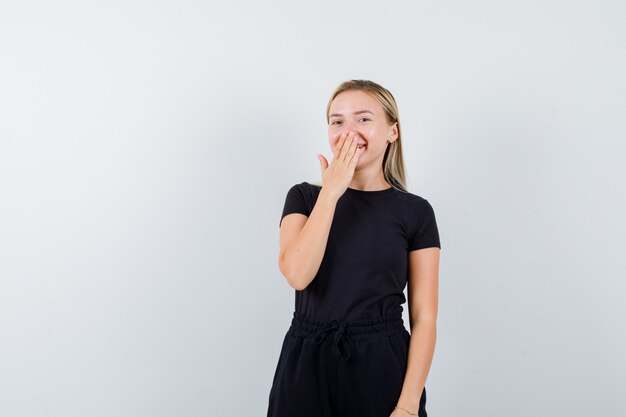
[302,181,322,191]
[401,190,441,249]
[393,187,432,208]
[296,181,322,197]
[394,190,438,227]
[284,181,321,203]
[395,188,426,202]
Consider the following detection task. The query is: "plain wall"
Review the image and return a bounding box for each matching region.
[0,1,624,416]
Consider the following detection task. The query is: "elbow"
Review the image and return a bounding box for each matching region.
[287,277,307,291]
[283,267,309,291]
[278,256,308,291]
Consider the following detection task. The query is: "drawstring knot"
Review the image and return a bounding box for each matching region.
[310,319,351,361]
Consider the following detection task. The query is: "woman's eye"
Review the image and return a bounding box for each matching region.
[331,118,368,125]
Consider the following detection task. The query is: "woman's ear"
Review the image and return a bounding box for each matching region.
[388,122,398,143]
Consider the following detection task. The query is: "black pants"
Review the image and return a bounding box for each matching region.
[267,310,428,417]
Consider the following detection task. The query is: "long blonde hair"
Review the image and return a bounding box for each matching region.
[320,79,409,192]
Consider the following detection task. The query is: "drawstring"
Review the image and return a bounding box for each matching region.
[291,311,405,363]
[310,319,351,361]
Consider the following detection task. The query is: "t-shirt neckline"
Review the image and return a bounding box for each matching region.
[305,181,395,195]
[346,185,394,195]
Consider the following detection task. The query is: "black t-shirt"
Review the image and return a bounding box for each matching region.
[279,181,441,322]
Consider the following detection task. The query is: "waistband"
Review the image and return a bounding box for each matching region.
[288,310,406,362]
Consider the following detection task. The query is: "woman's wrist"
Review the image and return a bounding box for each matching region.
[318,186,341,204]
[394,404,418,415]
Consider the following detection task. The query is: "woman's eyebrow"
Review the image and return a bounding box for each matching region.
[329,110,374,118]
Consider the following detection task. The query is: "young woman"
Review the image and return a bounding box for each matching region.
[267,79,441,417]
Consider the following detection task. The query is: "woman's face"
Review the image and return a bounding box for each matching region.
[327,90,397,168]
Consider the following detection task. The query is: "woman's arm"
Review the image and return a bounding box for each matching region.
[395,247,440,413]
[278,188,339,291]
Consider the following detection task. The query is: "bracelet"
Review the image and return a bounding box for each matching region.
[395,405,418,415]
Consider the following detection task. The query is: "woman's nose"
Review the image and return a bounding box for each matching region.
[345,127,360,137]
[346,131,362,141]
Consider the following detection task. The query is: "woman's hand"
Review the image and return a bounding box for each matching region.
[316,130,363,200]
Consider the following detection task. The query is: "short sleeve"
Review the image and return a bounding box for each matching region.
[279,182,310,227]
[408,199,441,251]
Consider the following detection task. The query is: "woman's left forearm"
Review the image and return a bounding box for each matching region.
[395,319,437,411]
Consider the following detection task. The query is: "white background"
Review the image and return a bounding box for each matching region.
[1,1,624,416]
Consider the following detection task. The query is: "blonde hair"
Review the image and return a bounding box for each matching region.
[321,79,410,193]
